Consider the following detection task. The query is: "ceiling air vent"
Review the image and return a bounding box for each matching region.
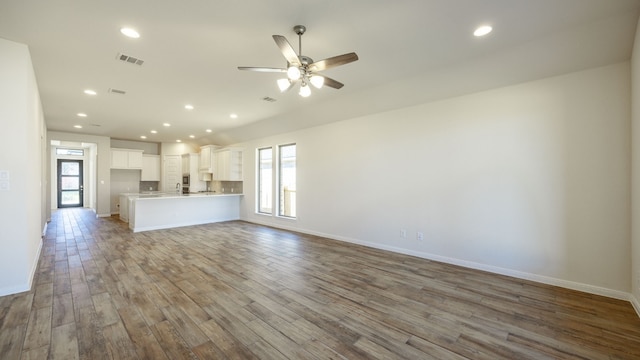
[108,88,126,95]
[262,96,277,102]
[116,52,144,66]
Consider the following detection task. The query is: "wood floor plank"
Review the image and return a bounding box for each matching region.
[2,208,640,359]
[161,305,210,348]
[20,345,49,360]
[102,321,140,359]
[0,323,27,360]
[151,320,199,360]
[31,282,53,309]
[22,306,51,351]
[51,292,74,327]
[118,305,169,360]
[75,305,109,360]
[198,318,259,359]
[1,293,34,329]
[49,322,79,360]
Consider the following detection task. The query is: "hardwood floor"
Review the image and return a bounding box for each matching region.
[1,208,640,359]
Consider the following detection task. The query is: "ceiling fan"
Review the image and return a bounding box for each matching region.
[238,25,358,97]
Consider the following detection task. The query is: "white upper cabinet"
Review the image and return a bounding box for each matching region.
[199,145,218,173]
[215,148,243,181]
[141,155,161,181]
[111,148,144,169]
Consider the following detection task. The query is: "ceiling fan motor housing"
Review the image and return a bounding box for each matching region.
[293,25,306,36]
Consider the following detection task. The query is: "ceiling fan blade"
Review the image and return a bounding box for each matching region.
[237,67,286,73]
[272,35,301,67]
[316,75,344,89]
[309,52,358,72]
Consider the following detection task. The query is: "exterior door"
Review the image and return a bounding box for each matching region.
[57,159,83,208]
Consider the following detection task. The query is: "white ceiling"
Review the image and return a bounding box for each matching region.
[1,0,639,146]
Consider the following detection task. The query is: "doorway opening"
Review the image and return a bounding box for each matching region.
[57,159,83,208]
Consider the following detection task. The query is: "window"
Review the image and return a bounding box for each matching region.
[278,143,296,218]
[257,147,273,214]
[56,148,84,156]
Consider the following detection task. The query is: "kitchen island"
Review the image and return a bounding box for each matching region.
[127,192,242,233]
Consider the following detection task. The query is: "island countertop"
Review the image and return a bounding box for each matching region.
[135,192,242,199]
[128,192,242,232]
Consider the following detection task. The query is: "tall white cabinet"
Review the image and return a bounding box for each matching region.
[182,153,207,192]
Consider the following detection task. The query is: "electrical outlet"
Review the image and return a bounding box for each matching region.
[417,232,424,241]
[400,229,407,238]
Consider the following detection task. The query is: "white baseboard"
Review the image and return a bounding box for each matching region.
[0,235,43,297]
[28,237,43,290]
[96,213,112,218]
[244,219,633,303]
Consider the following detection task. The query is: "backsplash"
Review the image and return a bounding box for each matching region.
[139,181,159,192]
[212,181,243,194]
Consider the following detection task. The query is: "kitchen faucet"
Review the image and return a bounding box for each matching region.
[176,182,181,193]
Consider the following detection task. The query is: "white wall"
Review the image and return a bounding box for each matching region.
[160,142,198,156]
[631,17,640,312]
[238,62,631,298]
[110,169,141,214]
[0,38,46,296]
[111,139,159,155]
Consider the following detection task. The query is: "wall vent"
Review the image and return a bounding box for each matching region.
[108,88,126,95]
[262,96,277,102]
[116,52,144,66]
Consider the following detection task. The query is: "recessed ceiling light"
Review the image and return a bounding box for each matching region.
[84,89,97,95]
[120,27,140,39]
[474,25,493,37]
[163,123,171,127]
[74,125,82,129]
[140,135,147,139]
[185,104,194,110]
[205,129,212,133]
[230,113,238,119]
[176,139,182,143]
[150,130,157,134]
[189,135,195,139]
[77,113,87,117]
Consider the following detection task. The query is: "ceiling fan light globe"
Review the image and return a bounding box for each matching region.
[310,75,324,89]
[287,66,301,80]
[299,83,311,97]
[277,78,292,92]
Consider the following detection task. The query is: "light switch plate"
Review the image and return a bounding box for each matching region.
[0,171,10,190]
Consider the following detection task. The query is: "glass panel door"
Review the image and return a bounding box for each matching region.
[57,159,83,208]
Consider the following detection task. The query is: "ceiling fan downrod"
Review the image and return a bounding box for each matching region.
[293,25,306,56]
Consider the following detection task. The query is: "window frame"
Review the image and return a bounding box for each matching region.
[56,148,84,156]
[256,146,273,215]
[277,143,296,219]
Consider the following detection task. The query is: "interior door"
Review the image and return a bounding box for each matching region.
[57,159,83,208]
